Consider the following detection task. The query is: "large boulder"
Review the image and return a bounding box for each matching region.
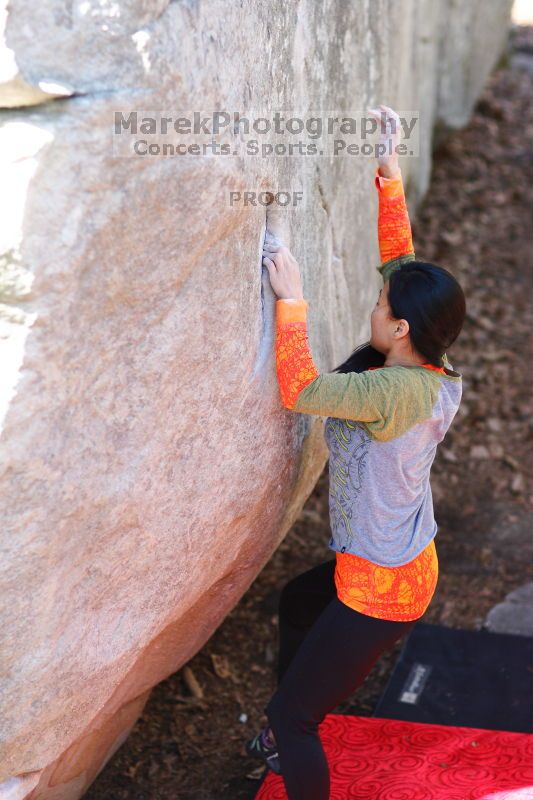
[0,0,513,797]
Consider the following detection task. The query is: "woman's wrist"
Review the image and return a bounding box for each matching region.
[377,161,400,180]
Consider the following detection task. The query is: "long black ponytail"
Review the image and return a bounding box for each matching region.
[331,260,466,374]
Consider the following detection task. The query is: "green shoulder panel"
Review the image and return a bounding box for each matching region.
[293,364,440,442]
[360,366,441,442]
[376,252,416,283]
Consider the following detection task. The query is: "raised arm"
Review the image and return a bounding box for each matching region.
[263,212,422,426]
[374,165,416,282]
[275,298,413,431]
[366,104,416,282]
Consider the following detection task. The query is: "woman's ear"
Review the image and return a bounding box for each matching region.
[393,318,410,338]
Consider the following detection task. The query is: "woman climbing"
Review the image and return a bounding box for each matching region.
[245,104,466,799]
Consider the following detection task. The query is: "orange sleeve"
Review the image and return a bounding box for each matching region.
[374,166,415,265]
[275,298,319,409]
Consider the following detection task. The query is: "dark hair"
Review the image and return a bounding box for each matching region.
[332,260,466,374]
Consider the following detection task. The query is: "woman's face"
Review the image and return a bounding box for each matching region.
[369,282,394,353]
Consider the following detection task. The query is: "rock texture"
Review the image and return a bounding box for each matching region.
[0,0,513,797]
[484,582,533,637]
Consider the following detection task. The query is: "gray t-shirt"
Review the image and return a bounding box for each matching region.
[323,362,462,566]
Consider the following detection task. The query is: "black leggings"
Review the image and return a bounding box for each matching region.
[264,558,419,800]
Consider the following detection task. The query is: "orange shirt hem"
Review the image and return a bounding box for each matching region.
[334,537,439,622]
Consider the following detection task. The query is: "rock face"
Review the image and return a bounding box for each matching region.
[0,0,513,797]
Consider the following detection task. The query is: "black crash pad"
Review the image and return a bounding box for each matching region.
[373,622,533,733]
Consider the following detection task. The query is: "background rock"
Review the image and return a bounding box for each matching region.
[484,582,533,636]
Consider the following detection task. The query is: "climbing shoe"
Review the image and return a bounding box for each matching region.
[245,726,282,775]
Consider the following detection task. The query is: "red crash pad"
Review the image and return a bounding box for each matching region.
[254,714,533,799]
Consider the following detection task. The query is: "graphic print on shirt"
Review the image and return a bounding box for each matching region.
[324,416,371,553]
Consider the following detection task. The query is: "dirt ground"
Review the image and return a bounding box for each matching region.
[85,24,533,800]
